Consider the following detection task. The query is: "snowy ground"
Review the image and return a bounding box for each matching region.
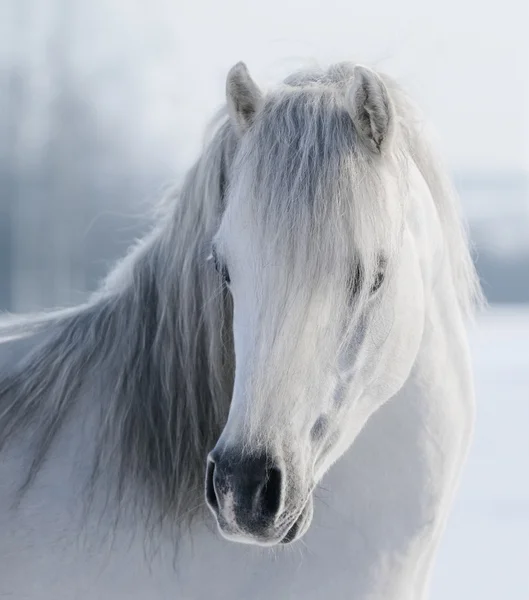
[431,307,529,599]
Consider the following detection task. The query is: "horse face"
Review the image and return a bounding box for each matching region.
[205,63,426,546]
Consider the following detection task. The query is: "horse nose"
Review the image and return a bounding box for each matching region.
[205,450,283,532]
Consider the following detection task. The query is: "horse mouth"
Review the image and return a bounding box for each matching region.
[280,515,303,544]
[280,497,313,544]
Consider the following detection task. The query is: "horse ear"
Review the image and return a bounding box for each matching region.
[346,65,395,154]
[226,62,262,135]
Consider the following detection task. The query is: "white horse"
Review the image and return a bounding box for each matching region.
[0,61,482,599]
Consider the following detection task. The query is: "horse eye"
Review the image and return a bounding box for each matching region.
[370,257,387,294]
[210,248,230,285]
[348,263,363,297]
[348,260,385,297]
[370,270,384,294]
[220,264,231,285]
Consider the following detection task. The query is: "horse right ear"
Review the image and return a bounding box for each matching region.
[346,65,395,155]
[226,62,262,135]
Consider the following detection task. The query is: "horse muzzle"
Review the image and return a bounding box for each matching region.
[205,446,312,546]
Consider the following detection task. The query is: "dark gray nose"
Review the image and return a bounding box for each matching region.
[206,449,283,533]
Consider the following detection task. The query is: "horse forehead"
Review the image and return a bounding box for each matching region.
[237,90,353,169]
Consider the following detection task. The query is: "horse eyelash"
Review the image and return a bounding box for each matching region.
[208,248,231,285]
[348,263,363,297]
[348,259,385,297]
[370,269,384,294]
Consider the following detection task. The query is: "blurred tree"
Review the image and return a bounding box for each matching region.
[0,0,32,312]
[1,0,150,312]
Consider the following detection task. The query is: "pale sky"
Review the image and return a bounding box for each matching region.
[9,0,529,175]
[131,0,529,175]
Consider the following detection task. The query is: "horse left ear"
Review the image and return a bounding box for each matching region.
[226,62,263,135]
[347,65,395,154]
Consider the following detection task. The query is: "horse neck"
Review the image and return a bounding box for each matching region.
[316,315,471,600]
[323,236,476,600]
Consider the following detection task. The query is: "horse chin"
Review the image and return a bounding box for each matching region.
[214,495,314,547]
[280,495,314,545]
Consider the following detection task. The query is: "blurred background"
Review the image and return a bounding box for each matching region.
[1,0,527,598]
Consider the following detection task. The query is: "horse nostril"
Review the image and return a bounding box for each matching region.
[261,466,282,517]
[205,458,219,514]
[206,450,284,531]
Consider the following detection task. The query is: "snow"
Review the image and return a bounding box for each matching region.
[431,307,529,599]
